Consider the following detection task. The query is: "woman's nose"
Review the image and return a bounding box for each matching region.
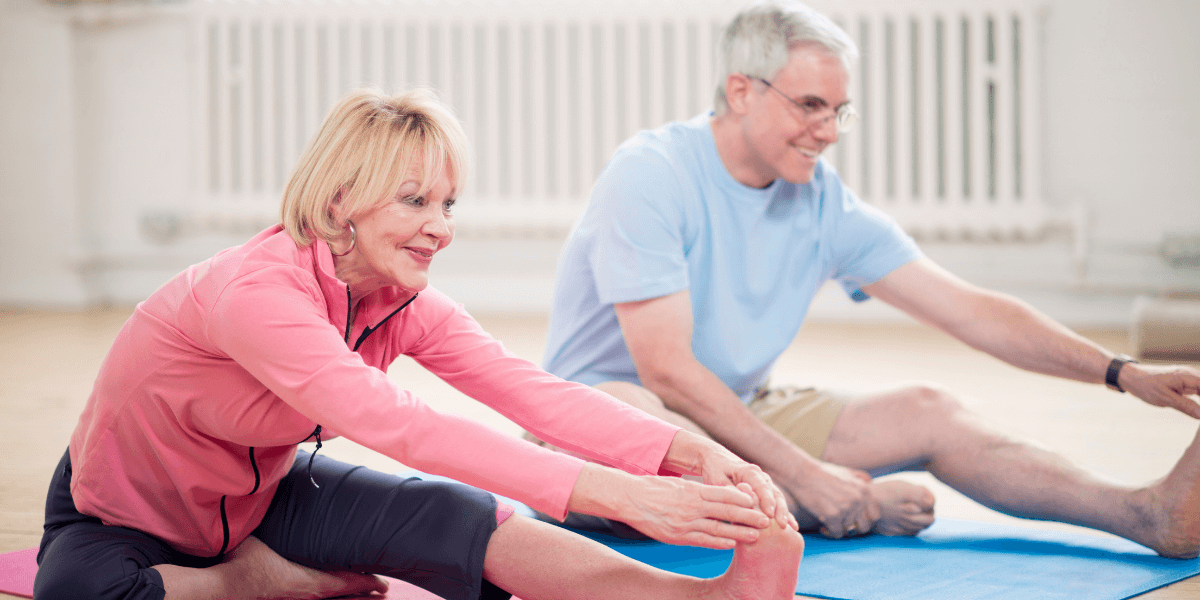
[422,208,452,239]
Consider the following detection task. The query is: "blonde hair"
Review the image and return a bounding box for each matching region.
[281,87,469,246]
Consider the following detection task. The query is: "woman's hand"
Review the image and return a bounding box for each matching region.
[567,463,773,549]
[660,430,798,531]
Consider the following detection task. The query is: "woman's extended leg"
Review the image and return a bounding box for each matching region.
[482,513,804,600]
[261,451,804,600]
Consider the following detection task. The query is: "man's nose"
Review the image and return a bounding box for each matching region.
[810,113,840,144]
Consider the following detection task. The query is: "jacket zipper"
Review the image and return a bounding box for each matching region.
[352,293,419,351]
[217,291,420,556]
[304,290,418,485]
[343,287,353,343]
[215,447,261,558]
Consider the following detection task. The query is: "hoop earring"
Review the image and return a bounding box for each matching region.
[330,220,356,257]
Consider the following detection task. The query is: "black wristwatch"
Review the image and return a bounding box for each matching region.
[1105,354,1138,393]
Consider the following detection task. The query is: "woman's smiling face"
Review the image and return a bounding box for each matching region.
[332,164,457,299]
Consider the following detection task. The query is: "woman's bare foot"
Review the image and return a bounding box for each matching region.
[218,536,389,599]
[869,480,935,537]
[704,519,805,600]
[1127,427,1200,558]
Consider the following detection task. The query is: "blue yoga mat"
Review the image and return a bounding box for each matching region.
[578,519,1200,600]
[398,472,1200,599]
[801,518,1200,600]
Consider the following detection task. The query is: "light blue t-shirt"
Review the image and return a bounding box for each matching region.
[543,113,923,402]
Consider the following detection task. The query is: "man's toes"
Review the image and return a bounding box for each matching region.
[916,488,936,512]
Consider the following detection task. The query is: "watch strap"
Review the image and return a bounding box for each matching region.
[1105,354,1138,393]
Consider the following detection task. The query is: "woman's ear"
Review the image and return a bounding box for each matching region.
[328,186,348,225]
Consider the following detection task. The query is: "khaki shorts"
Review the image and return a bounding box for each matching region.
[748,385,849,460]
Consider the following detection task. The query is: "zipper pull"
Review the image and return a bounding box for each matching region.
[306,425,323,488]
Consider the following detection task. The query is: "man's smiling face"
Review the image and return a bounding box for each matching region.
[740,43,850,186]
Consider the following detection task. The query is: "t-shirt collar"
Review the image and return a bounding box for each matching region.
[699,113,783,202]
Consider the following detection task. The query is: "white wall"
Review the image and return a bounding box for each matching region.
[1,0,1198,324]
[70,9,210,301]
[0,1,89,307]
[1040,0,1200,296]
[1044,0,1200,244]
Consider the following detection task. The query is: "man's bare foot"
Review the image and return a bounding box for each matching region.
[219,536,389,599]
[1128,427,1200,558]
[869,480,935,537]
[703,519,804,600]
[779,478,934,537]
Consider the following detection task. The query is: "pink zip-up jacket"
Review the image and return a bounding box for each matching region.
[68,225,680,557]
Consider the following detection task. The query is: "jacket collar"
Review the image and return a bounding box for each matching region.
[310,238,416,348]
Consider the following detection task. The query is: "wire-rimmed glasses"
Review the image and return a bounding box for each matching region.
[748,75,858,133]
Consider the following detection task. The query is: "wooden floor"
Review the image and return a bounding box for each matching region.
[2,307,1198,599]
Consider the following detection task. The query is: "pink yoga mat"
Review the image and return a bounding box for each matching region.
[0,548,36,598]
[0,548,522,600]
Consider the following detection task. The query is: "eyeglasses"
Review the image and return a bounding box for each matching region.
[748,75,858,133]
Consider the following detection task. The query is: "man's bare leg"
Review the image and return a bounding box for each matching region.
[820,384,1200,558]
[153,536,388,600]
[591,381,935,536]
[482,513,804,600]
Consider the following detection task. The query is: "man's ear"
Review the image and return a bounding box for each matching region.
[724,73,754,115]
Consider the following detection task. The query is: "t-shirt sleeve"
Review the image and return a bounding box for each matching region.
[588,147,691,304]
[823,171,924,301]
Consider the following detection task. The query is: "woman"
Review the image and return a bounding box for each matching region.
[34,87,803,600]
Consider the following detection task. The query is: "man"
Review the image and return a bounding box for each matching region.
[537,0,1200,557]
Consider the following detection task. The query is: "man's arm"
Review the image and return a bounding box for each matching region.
[614,290,880,537]
[862,258,1200,417]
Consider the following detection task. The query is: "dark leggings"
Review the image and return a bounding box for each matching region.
[34,449,512,600]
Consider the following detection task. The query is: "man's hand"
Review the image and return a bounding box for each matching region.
[867,260,1200,421]
[1121,362,1200,418]
[788,460,878,538]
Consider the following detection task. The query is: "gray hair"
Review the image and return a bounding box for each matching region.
[714,1,858,114]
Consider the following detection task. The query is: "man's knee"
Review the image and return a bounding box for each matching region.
[594,380,711,437]
[595,381,681,415]
[897,384,966,424]
[594,381,664,409]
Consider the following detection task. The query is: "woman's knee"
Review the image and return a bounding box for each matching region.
[365,480,500,598]
[35,527,168,600]
[35,569,162,600]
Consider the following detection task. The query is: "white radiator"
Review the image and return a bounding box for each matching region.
[194,0,1048,240]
